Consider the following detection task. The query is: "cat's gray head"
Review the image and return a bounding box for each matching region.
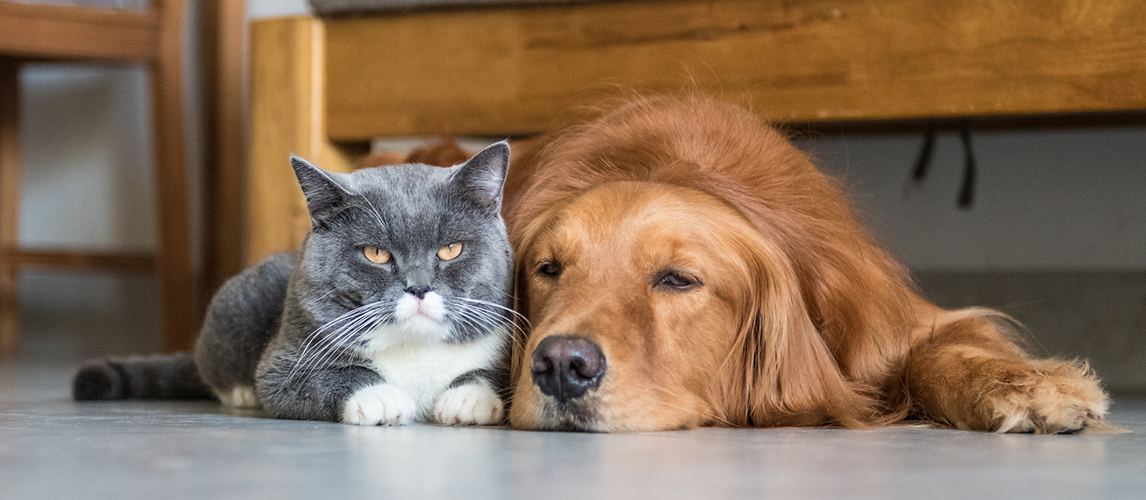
[289,142,513,351]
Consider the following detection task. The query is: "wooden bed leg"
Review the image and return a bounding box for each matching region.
[247,16,360,268]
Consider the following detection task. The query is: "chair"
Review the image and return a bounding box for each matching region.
[0,0,197,357]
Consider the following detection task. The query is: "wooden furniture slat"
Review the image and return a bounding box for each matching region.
[247,17,362,266]
[248,17,320,267]
[0,58,19,358]
[323,0,1146,140]
[0,249,154,274]
[201,0,247,297]
[151,0,197,352]
[0,1,159,61]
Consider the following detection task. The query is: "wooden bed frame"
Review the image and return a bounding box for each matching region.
[243,0,1146,284]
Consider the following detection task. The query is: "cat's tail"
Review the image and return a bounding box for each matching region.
[72,352,216,401]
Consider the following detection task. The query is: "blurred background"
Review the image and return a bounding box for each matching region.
[7,0,1145,393]
[12,0,311,360]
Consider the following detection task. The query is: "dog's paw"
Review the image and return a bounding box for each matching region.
[342,384,418,426]
[433,384,504,426]
[989,363,1109,434]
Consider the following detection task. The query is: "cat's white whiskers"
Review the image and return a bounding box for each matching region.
[286,303,379,367]
[448,301,502,331]
[294,303,377,358]
[474,311,526,352]
[453,300,524,339]
[282,301,393,389]
[300,305,392,375]
[449,305,492,340]
[447,300,525,352]
[283,306,374,387]
[311,288,340,302]
[455,304,508,334]
[455,297,531,327]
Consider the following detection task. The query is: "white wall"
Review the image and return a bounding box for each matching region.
[247,0,311,18]
[798,128,1146,270]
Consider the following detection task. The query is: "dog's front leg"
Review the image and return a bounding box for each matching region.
[903,310,1110,433]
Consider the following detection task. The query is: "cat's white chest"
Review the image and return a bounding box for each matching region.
[362,330,504,419]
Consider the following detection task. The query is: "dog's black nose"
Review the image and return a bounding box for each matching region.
[405,285,431,299]
[531,335,606,403]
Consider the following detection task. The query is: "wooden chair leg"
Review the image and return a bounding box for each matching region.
[151,0,199,352]
[200,0,247,298]
[0,59,20,358]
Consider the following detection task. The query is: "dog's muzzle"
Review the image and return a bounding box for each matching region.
[531,335,605,403]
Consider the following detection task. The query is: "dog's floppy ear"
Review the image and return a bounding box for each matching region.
[712,235,880,428]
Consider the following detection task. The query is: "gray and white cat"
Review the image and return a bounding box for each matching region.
[73,142,515,426]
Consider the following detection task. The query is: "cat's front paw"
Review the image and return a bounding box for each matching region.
[342,384,418,426]
[434,383,504,426]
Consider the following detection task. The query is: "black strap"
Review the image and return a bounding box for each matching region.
[908,120,977,209]
[958,120,976,209]
[912,121,939,185]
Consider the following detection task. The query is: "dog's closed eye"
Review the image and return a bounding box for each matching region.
[536,260,563,279]
[653,270,702,292]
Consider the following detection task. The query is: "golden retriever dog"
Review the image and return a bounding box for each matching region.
[396,95,1110,433]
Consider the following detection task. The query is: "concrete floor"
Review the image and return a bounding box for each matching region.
[2,362,1145,500]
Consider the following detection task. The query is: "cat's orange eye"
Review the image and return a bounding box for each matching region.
[363,246,392,264]
[437,243,463,261]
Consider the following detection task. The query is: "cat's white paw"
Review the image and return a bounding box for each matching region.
[434,383,504,426]
[342,384,418,426]
[217,386,259,409]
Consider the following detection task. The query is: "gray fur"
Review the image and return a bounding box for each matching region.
[72,352,213,400]
[73,143,514,424]
[195,252,294,392]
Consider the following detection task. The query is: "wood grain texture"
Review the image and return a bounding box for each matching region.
[150,0,198,352]
[323,0,1146,139]
[0,59,18,358]
[201,0,247,298]
[0,0,159,61]
[247,17,325,267]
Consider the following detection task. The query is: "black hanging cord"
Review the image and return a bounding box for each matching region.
[957,120,976,209]
[911,121,939,185]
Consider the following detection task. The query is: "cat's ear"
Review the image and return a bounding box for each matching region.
[453,141,510,210]
[290,155,356,224]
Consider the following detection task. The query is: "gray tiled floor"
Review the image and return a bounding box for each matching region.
[2,362,1144,500]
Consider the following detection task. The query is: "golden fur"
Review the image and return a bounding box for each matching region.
[401,95,1111,433]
